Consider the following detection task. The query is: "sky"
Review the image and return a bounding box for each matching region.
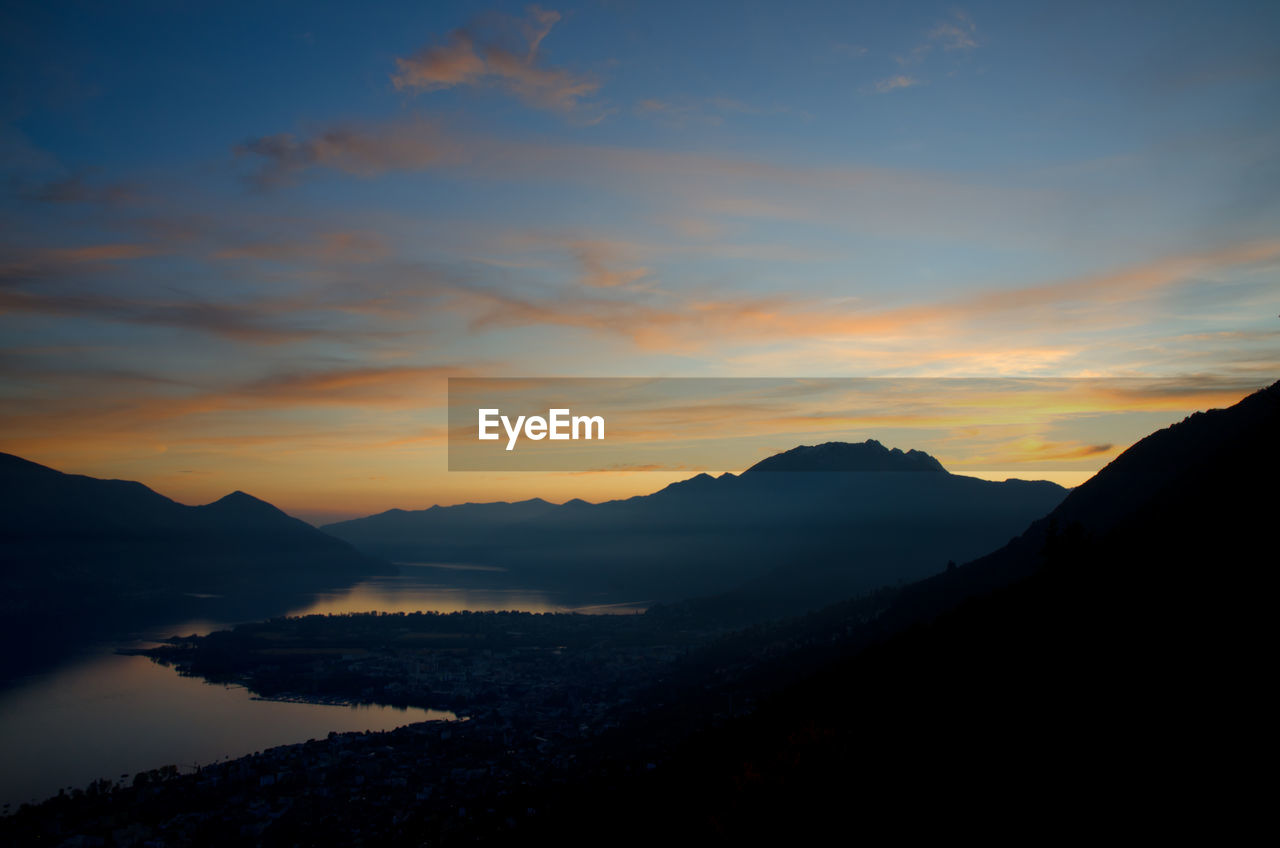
[1,0,1278,523]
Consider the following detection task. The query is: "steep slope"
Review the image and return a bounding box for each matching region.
[530,379,1280,842]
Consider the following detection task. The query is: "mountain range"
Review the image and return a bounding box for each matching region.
[1,438,1067,677]
[323,438,1068,608]
[0,452,385,679]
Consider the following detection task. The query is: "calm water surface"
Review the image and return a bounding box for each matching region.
[0,569,644,811]
[286,564,649,617]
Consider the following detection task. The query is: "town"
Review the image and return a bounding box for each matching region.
[2,596,895,844]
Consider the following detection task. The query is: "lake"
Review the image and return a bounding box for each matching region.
[282,564,649,617]
[0,570,645,811]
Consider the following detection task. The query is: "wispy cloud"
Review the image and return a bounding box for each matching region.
[391,6,603,117]
[0,243,165,288]
[237,364,465,406]
[0,246,456,344]
[568,240,650,289]
[833,43,869,58]
[871,75,921,94]
[634,97,786,127]
[234,119,465,188]
[230,118,1047,247]
[15,172,139,206]
[213,231,390,264]
[432,238,1280,356]
[892,10,979,68]
[635,98,726,127]
[0,363,470,473]
[929,11,979,52]
[43,244,161,263]
[494,232,654,289]
[0,288,346,344]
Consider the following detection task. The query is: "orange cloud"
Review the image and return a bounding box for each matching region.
[392,6,601,116]
[434,237,1280,354]
[240,365,463,404]
[570,241,650,289]
[5,214,1274,377]
[0,364,471,459]
[235,120,465,187]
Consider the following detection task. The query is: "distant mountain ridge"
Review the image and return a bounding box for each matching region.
[324,441,1068,610]
[747,439,947,472]
[0,453,386,680]
[0,452,380,568]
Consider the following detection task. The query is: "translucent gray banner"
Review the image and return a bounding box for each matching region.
[447,376,1258,472]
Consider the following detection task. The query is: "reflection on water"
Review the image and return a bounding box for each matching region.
[284,564,650,618]
[0,572,644,812]
[288,578,565,617]
[0,648,454,811]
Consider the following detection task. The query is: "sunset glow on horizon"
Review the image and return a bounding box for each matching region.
[2,1,1277,522]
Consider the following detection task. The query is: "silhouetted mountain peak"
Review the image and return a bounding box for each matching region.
[649,472,721,498]
[214,489,260,503]
[746,440,948,473]
[205,490,287,518]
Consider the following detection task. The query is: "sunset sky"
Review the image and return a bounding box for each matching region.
[2,1,1277,522]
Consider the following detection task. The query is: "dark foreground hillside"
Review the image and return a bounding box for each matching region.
[516,379,1279,842]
